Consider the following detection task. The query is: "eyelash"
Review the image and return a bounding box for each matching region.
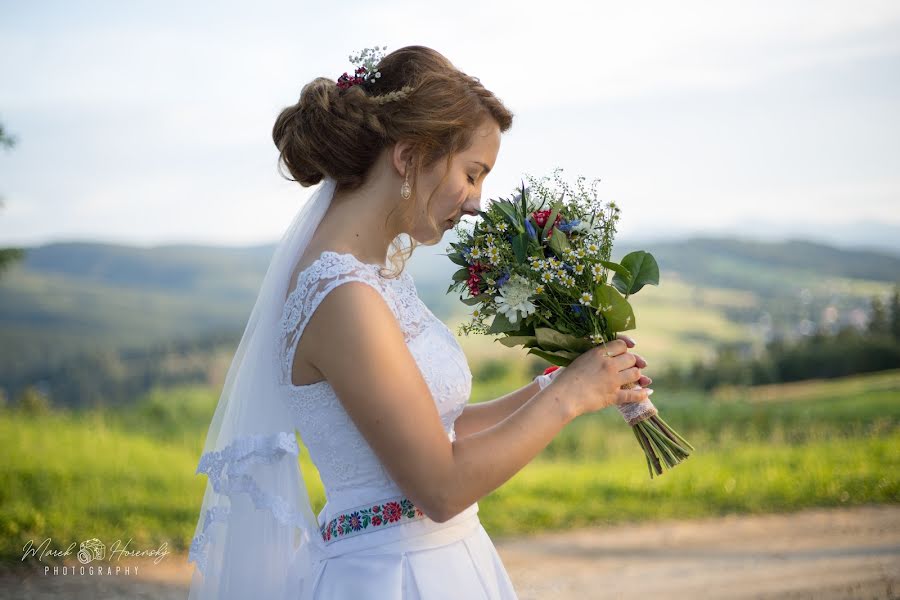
[467,175,476,184]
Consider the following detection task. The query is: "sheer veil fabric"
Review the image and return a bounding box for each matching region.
[188,178,339,600]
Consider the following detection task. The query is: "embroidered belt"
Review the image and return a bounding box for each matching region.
[319,494,427,544]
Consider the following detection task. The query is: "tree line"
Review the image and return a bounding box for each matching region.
[661,285,900,390]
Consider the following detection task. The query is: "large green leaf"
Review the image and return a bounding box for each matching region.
[497,335,538,348]
[598,259,631,286]
[593,283,636,332]
[534,327,594,353]
[527,347,579,367]
[614,250,659,295]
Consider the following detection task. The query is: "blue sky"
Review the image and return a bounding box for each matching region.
[1,0,899,250]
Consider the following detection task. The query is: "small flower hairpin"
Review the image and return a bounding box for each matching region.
[336,46,387,90]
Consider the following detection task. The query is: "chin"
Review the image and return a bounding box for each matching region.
[410,227,445,246]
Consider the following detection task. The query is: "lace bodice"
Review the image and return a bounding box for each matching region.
[276,250,473,520]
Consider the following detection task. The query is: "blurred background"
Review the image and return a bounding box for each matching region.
[1,1,898,598]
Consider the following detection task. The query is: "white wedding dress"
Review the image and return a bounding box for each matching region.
[276,249,520,599]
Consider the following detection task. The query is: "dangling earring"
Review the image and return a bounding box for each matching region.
[400,170,411,200]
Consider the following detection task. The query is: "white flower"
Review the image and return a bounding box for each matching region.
[494,274,537,324]
[571,221,592,234]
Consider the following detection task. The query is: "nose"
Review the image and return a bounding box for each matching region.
[461,198,481,217]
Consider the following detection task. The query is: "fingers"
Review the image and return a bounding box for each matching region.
[618,386,651,405]
[617,334,636,348]
[598,339,628,356]
[617,365,643,387]
[611,350,640,371]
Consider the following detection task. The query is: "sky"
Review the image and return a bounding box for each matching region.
[1,0,899,251]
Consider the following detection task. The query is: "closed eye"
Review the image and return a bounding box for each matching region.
[467,176,476,184]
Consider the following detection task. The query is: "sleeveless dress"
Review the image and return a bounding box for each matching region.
[277,250,520,599]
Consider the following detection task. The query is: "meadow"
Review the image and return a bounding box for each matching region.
[2,368,897,564]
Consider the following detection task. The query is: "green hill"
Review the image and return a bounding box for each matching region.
[1,236,897,408]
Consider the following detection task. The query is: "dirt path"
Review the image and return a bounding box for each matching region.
[5,504,898,599]
[495,504,899,599]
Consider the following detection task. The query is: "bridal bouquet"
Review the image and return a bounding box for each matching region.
[445,168,693,479]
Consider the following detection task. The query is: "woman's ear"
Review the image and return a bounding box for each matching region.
[392,141,415,178]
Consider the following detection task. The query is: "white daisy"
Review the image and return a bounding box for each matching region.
[494,274,537,324]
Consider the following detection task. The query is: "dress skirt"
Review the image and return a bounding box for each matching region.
[291,500,519,599]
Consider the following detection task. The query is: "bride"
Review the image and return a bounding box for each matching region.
[187,45,651,599]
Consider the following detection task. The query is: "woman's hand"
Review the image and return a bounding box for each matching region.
[534,335,652,390]
[551,334,652,418]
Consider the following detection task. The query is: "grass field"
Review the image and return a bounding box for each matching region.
[2,369,897,564]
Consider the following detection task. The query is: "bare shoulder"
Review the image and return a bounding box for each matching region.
[300,280,455,521]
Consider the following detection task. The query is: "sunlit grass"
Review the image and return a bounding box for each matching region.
[1,369,897,564]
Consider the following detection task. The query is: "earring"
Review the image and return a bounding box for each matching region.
[400,171,411,200]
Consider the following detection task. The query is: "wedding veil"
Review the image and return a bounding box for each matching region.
[188,177,338,600]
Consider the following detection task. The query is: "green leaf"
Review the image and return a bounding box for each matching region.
[534,327,594,353]
[452,267,471,282]
[547,226,571,255]
[497,335,538,348]
[598,259,631,286]
[541,202,561,240]
[520,181,527,216]
[493,200,523,232]
[460,294,486,306]
[615,251,660,295]
[511,233,527,262]
[487,310,520,334]
[526,347,579,367]
[593,283,636,331]
[447,252,468,267]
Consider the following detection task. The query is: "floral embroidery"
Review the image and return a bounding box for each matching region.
[320,494,426,544]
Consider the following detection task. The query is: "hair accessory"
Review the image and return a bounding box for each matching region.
[336,45,414,104]
[336,46,387,90]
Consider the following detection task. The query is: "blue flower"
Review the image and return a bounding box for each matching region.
[524,219,537,240]
[496,271,511,287]
[557,219,581,233]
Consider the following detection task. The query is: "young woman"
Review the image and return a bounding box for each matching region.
[188,45,651,600]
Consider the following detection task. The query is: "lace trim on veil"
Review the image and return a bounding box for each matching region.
[188,432,309,573]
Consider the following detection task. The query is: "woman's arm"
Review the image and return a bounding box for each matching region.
[453,379,541,440]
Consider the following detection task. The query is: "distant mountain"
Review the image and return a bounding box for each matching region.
[626,218,900,258]
[613,236,900,295]
[1,236,897,397]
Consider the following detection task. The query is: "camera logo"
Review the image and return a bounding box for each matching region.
[77,538,106,564]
